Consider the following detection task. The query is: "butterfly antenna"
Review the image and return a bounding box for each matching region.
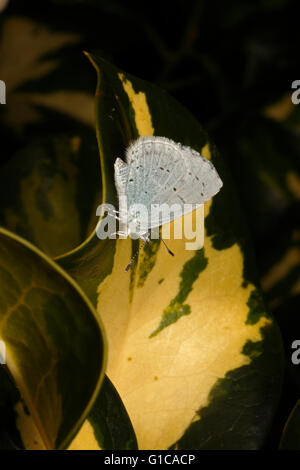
[125,242,145,272]
[161,238,174,256]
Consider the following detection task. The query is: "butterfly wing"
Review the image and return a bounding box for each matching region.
[114,157,129,192]
[125,137,190,229]
[114,157,129,222]
[123,137,222,230]
[177,145,223,205]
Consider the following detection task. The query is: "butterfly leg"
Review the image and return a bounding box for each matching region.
[139,231,151,243]
[110,231,128,239]
[106,209,122,221]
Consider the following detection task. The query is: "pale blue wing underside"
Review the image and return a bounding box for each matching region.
[114,136,223,230]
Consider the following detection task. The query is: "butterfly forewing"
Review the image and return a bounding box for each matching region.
[114,136,223,232]
[125,137,187,208]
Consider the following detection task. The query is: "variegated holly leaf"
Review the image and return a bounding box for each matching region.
[57,54,283,449]
[0,16,94,132]
[0,227,106,449]
[0,132,137,450]
[0,132,101,258]
[68,375,137,450]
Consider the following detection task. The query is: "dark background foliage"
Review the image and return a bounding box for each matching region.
[0,0,299,448]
